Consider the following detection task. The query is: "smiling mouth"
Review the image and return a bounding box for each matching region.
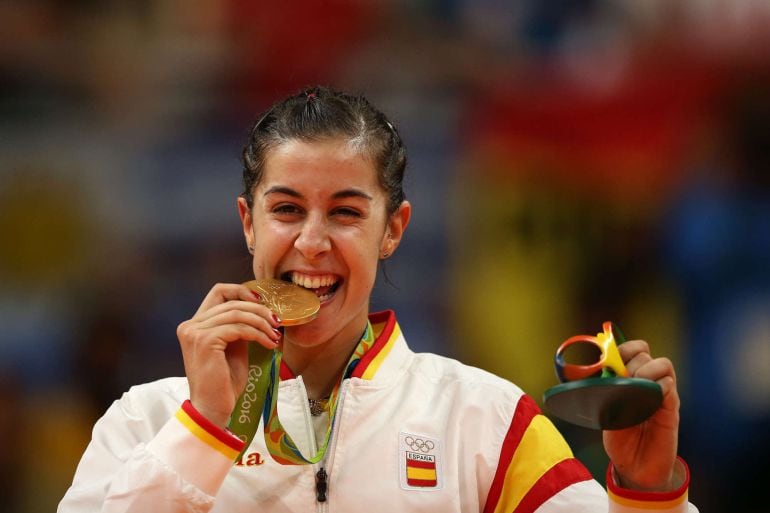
[281,271,342,302]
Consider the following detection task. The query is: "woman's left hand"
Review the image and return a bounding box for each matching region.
[602,339,681,491]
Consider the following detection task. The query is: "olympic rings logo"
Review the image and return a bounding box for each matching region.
[404,436,435,453]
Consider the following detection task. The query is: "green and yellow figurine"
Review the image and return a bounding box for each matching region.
[543,322,663,430]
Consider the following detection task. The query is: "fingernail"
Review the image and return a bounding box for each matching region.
[272,328,282,341]
[252,291,262,301]
[272,313,281,325]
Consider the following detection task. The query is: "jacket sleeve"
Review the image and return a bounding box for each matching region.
[482,395,699,513]
[58,386,245,513]
[605,457,698,513]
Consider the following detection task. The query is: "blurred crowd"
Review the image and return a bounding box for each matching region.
[1,1,768,512]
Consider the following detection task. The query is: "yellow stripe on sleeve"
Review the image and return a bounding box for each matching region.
[608,488,688,511]
[175,409,240,460]
[493,414,575,513]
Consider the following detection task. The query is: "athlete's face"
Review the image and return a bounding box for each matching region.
[238,137,410,348]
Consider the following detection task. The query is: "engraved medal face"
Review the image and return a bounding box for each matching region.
[243,279,320,326]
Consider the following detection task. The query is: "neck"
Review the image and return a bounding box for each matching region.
[280,322,367,399]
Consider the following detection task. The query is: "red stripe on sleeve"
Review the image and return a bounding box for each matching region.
[482,395,542,513]
[513,458,593,513]
[181,400,246,453]
[606,456,691,502]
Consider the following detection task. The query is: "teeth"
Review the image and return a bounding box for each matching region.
[290,272,337,289]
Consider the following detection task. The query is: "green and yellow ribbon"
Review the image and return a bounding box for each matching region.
[228,323,375,465]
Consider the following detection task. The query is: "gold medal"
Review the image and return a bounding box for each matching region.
[243,278,320,326]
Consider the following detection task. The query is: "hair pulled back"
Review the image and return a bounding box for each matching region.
[241,86,407,215]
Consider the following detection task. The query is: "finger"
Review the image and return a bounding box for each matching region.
[624,351,653,376]
[634,356,677,385]
[635,356,680,409]
[625,360,680,441]
[201,323,281,349]
[195,304,277,332]
[178,314,281,352]
[617,339,650,362]
[194,299,279,328]
[656,375,679,407]
[195,283,263,315]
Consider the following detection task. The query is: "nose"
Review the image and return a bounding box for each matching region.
[294,213,332,259]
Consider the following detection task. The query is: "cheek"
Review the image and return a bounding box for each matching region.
[253,219,295,246]
[343,234,382,278]
[250,222,294,274]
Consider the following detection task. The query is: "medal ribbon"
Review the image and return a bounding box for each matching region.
[228,322,375,465]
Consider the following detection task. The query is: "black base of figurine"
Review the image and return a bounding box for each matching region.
[543,377,663,430]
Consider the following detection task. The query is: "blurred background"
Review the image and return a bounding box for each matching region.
[1,1,768,511]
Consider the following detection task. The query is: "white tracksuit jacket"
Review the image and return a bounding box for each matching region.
[59,310,697,513]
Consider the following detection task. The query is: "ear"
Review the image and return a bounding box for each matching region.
[380,200,411,258]
[237,197,255,253]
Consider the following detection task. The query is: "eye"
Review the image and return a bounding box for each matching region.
[272,203,303,215]
[331,207,361,218]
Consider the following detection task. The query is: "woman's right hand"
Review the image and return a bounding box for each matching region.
[176,283,282,427]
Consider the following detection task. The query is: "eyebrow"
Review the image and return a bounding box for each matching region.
[263,185,373,201]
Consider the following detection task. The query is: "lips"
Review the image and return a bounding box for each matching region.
[282,271,342,302]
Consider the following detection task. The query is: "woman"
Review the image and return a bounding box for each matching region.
[59,87,696,512]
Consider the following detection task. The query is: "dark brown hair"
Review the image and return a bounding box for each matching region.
[241,86,407,215]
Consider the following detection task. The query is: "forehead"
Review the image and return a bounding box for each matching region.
[260,138,381,192]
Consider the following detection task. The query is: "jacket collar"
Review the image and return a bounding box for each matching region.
[349,310,411,385]
[277,310,412,384]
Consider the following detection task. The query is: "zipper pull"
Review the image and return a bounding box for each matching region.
[315,467,328,502]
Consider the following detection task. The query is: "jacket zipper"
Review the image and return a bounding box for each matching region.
[315,467,328,503]
[315,380,349,511]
